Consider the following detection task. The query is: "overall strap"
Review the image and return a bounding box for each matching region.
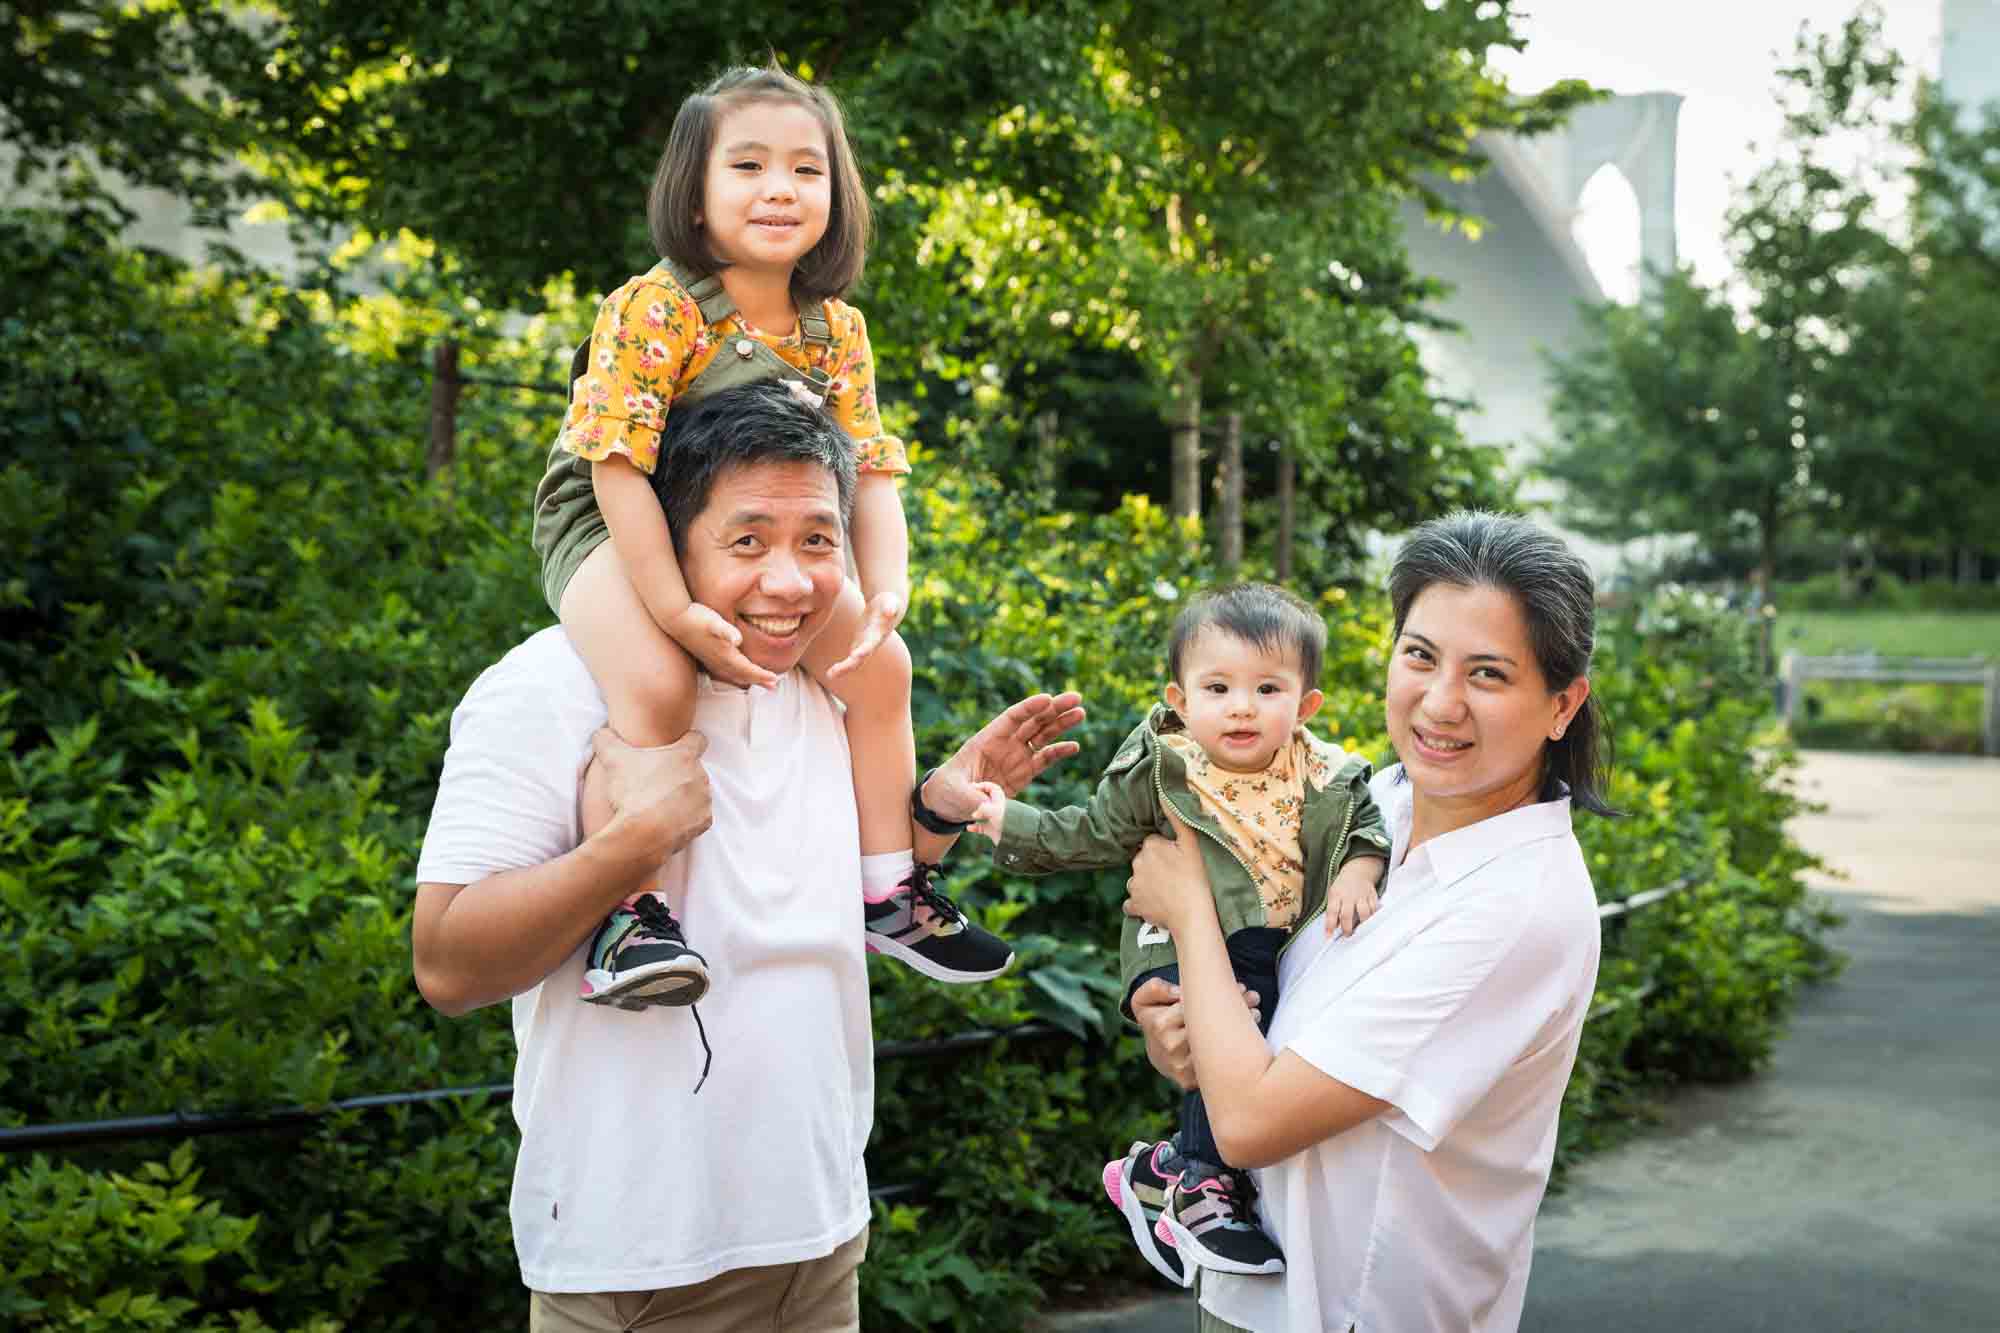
[661,257,738,327]
[796,300,834,350]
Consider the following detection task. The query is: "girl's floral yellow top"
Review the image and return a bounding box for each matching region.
[554,262,908,476]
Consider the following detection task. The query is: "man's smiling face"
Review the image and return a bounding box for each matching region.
[678,459,846,677]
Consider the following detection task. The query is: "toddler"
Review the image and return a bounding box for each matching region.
[971,583,1390,1283]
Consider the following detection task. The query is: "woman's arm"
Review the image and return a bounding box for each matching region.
[1126,811,1389,1169]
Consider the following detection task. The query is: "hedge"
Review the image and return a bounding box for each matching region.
[1,212,1840,1331]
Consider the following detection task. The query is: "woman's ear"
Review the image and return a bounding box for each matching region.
[1548,676,1591,741]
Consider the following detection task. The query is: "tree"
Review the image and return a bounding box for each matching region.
[7,0,1576,568]
[1819,86,2000,570]
[1538,7,1993,593]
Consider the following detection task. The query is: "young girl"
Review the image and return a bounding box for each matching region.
[531,65,1012,1011]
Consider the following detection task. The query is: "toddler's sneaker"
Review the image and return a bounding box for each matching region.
[1154,1160,1285,1276]
[863,861,1013,982]
[1102,1139,1194,1287]
[580,893,710,1009]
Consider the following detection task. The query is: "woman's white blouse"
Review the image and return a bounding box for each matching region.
[1201,767,1602,1333]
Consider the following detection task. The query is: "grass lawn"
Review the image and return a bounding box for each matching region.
[1775,610,2000,660]
[1776,611,1998,754]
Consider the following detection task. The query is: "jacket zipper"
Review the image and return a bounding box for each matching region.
[1279,792,1360,960]
[1151,751,1257,892]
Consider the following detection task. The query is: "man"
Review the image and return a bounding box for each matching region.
[412,382,1082,1330]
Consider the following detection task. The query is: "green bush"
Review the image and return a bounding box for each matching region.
[1,212,1841,1330]
[1778,571,2000,613]
[1793,681,1990,755]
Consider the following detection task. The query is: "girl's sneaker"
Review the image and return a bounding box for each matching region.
[1101,1139,1194,1287]
[580,894,710,1009]
[863,861,1013,982]
[1154,1161,1285,1276]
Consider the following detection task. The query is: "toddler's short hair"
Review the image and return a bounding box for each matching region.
[1166,583,1327,688]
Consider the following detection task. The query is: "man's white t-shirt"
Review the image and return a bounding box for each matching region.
[1201,767,1602,1333]
[415,628,873,1294]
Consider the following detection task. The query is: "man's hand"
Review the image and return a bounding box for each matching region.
[590,728,713,860]
[1130,975,1262,1092]
[824,588,906,681]
[666,603,781,691]
[920,692,1086,824]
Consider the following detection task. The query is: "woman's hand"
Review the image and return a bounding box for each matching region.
[1123,803,1212,938]
[1131,975,1263,1092]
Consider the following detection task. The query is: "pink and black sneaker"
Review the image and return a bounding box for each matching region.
[580,893,710,1010]
[863,861,1013,983]
[1154,1159,1285,1276]
[1102,1139,1194,1287]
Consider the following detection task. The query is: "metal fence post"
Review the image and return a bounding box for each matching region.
[1985,664,1999,758]
[1781,653,1801,727]
[426,339,461,479]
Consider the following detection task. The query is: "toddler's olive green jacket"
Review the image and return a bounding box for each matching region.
[993,704,1391,1017]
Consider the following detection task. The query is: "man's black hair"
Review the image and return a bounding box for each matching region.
[649,381,858,558]
[1166,583,1327,688]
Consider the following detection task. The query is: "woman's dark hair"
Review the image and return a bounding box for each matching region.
[1388,510,1619,817]
[646,65,870,305]
[1167,583,1327,688]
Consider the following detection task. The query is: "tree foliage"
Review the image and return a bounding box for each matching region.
[5,0,1591,566]
[1540,5,2000,585]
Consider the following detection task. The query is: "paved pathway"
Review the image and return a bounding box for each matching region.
[1042,751,2000,1332]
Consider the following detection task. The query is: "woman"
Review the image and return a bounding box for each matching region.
[1123,511,1615,1332]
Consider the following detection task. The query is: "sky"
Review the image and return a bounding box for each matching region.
[1486,0,1947,300]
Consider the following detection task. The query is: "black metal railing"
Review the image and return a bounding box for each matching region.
[0,874,1701,1175]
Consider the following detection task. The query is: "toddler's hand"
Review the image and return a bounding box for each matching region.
[666,603,781,691]
[1325,860,1383,938]
[824,589,907,681]
[969,781,1008,841]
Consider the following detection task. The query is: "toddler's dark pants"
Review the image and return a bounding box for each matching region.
[1126,925,1287,1172]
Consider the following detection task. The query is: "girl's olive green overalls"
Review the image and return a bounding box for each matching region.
[529,259,837,617]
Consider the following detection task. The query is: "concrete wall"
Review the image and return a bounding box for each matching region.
[1395,93,1684,577]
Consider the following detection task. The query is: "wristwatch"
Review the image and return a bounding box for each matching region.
[910,767,974,835]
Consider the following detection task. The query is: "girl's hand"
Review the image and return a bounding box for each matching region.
[1124,803,1211,937]
[823,588,906,680]
[969,781,1008,841]
[1325,857,1385,938]
[665,603,781,690]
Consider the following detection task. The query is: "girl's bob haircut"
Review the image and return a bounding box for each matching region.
[647,65,870,305]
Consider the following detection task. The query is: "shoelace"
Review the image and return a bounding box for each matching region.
[630,894,689,944]
[899,862,964,927]
[629,895,712,1094]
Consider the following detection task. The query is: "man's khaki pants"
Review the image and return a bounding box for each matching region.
[528,1227,867,1333]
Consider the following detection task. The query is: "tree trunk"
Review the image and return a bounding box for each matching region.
[427,339,461,480]
[1276,432,1295,582]
[1034,409,1060,494]
[1218,411,1243,574]
[1171,370,1202,522]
